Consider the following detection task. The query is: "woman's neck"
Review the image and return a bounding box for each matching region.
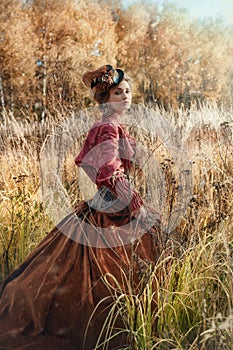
[102,112,121,123]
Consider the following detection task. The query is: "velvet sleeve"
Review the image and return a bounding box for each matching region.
[95,123,143,212]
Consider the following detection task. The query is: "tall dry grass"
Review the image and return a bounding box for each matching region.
[0,104,232,348]
[0,112,53,278]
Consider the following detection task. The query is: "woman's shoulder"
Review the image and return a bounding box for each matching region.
[90,115,131,141]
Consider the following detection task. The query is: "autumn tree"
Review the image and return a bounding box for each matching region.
[0,0,37,118]
[189,19,233,106]
[0,0,232,116]
[115,1,160,102]
[144,3,193,108]
[115,2,197,108]
[115,0,233,109]
[27,0,118,119]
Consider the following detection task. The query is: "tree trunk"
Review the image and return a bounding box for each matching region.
[0,74,6,127]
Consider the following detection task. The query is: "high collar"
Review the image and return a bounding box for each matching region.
[102,113,121,123]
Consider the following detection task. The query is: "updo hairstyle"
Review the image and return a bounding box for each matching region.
[82,64,131,104]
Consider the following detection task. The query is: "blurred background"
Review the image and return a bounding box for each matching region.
[0,0,233,120]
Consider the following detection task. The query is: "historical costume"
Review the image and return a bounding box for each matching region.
[0,65,165,350]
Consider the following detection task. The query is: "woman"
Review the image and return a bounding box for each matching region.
[0,65,165,350]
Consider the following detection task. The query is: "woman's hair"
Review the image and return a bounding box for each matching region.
[82,64,132,104]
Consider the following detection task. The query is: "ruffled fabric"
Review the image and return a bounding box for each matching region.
[75,113,142,212]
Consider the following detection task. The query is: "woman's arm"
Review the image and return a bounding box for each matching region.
[95,123,143,212]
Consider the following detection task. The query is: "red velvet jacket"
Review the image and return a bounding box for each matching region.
[75,113,143,212]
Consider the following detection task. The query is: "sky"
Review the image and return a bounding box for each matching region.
[122,0,233,25]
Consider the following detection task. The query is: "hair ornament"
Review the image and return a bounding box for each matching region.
[82,64,124,90]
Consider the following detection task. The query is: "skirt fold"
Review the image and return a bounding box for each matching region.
[0,201,163,349]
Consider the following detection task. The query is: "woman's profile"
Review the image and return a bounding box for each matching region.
[0,65,166,349]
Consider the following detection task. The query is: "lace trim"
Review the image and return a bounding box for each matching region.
[90,186,116,210]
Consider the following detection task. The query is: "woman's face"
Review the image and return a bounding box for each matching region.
[107,80,132,116]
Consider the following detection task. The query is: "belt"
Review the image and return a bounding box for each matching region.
[89,186,116,211]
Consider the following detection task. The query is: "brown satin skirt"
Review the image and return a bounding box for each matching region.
[0,200,166,350]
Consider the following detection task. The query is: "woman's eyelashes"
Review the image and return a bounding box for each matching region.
[114,89,131,95]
